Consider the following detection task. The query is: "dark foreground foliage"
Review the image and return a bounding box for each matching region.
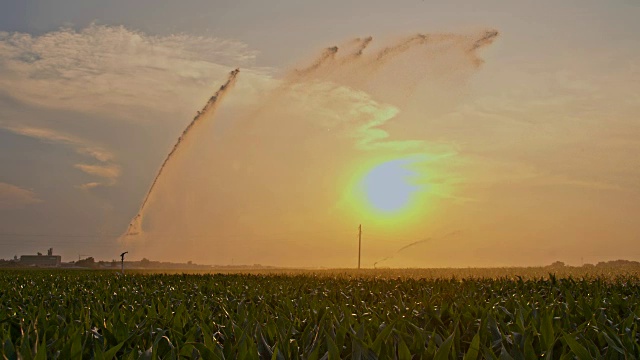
[0,270,639,359]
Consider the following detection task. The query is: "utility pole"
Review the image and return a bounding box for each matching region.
[358,224,362,269]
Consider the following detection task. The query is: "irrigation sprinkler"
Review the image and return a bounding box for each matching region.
[120,251,128,275]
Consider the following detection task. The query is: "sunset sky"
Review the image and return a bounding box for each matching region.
[1,0,639,267]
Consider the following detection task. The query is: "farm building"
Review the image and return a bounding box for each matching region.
[20,248,61,267]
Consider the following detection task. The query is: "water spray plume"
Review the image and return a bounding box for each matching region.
[341,36,373,59]
[286,30,498,86]
[470,30,499,51]
[468,30,499,67]
[124,68,240,236]
[294,46,339,77]
[355,36,373,56]
[375,34,428,62]
[221,29,500,178]
[125,29,499,266]
[373,231,462,268]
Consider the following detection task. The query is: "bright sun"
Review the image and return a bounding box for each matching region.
[362,160,419,213]
[343,155,439,226]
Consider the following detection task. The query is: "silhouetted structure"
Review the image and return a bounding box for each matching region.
[358,224,362,269]
[120,251,128,274]
[75,257,96,268]
[20,248,61,267]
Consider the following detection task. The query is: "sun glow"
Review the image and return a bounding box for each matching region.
[342,156,438,227]
[363,160,418,213]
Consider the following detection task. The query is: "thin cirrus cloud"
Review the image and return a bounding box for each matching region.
[2,124,119,189]
[0,24,258,118]
[3,124,113,162]
[0,182,42,210]
[76,182,103,191]
[0,24,265,192]
[73,163,121,180]
[73,163,121,186]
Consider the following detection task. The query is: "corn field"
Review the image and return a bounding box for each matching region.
[0,270,638,359]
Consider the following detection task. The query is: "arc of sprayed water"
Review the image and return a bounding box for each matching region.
[467,30,499,67]
[373,230,462,268]
[291,30,498,83]
[373,34,428,63]
[125,68,240,236]
[294,46,339,77]
[229,30,499,148]
[354,36,373,57]
[339,36,373,60]
[470,30,499,51]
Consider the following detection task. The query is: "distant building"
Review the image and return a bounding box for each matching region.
[20,248,61,267]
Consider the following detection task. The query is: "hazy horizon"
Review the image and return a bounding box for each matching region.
[1,0,639,268]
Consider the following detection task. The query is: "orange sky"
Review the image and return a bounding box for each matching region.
[0,1,639,267]
[124,30,640,268]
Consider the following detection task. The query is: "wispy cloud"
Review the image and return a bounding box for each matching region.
[2,124,120,189]
[74,163,121,180]
[0,24,265,194]
[0,182,42,210]
[0,24,259,118]
[75,182,102,191]
[74,163,121,189]
[3,124,113,162]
